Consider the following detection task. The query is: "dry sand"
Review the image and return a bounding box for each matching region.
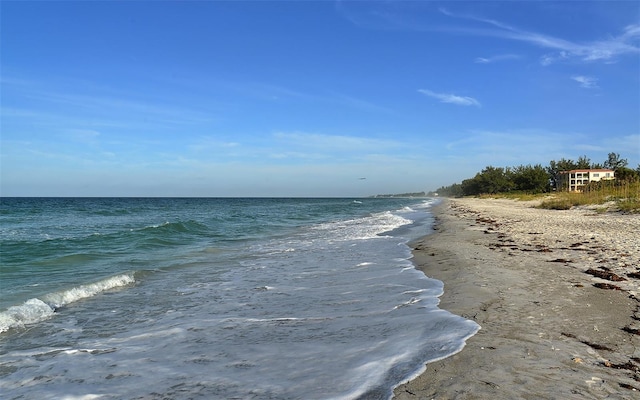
[393,197,640,400]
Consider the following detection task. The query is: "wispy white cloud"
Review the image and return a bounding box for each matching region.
[30,91,214,125]
[607,134,640,156]
[274,131,402,152]
[3,76,215,128]
[418,89,481,107]
[239,82,318,102]
[571,75,599,89]
[540,52,570,66]
[442,129,579,169]
[186,132,409,164]
[239,82,394,114]
[189,136,241,153]
[474,54,522,64]
[334,0,420,31]
[442,129,640,170]
[440,8,640,65]
[331,93,395,114]
[64,129,101,144]
[268,151,332,160]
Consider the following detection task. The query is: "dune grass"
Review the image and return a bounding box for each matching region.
[474,181,640,212]
[538,181,640,212]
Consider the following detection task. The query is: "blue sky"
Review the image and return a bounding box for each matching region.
[2,1,639,197]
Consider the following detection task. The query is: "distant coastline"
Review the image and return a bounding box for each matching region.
[369,192,428,198]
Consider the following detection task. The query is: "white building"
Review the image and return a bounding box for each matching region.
[557,169,615,192]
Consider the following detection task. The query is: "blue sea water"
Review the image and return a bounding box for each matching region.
[0,197,479,399]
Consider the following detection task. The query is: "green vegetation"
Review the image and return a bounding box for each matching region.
[538,180,640,211]
[434,152,640,212]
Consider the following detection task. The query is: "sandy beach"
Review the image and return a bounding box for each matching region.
[393,198,640,399]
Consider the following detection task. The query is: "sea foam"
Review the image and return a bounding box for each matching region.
[0,273,135,333]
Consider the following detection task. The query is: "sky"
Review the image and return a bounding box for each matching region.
[1,0,639,197]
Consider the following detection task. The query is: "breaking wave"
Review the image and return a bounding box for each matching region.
[0,273,136,333]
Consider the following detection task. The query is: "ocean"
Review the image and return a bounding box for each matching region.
[0,197,479,399]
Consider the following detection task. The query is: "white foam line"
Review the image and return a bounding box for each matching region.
[0,273,135,333]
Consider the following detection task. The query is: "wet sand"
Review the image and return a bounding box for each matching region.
[394,198,640,399]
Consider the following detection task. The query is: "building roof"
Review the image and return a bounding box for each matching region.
[559,169,614,174]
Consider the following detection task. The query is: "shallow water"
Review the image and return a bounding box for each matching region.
[0,197,479,399]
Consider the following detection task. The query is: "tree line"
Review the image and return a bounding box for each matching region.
[433,152,640,197]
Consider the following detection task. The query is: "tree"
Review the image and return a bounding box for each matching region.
[603,152,628,170]
[576,155,591,169]
[435,152,635,198]
[461,166,515,195]
[547,158,578,190]
[477,166,514,194]
[460,177,481,196]
[512,164,550,193]
[435,183,463,197]
[614,167,639,182]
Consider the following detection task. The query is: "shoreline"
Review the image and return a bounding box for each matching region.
[394,198,640,399]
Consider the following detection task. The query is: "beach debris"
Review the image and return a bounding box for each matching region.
[585,377,605,388]
[585,268,627,282]
[561,332,614,351]
[492,243,518,248]
[475,217,498,225]
[619,382,639,391]
[593,282,622,290]
[481,381,500,389]
[549,258,573,263]
[601,360,640,372]
[584,341,612,351]
[573,357,584,363]
[622,326,640,335]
